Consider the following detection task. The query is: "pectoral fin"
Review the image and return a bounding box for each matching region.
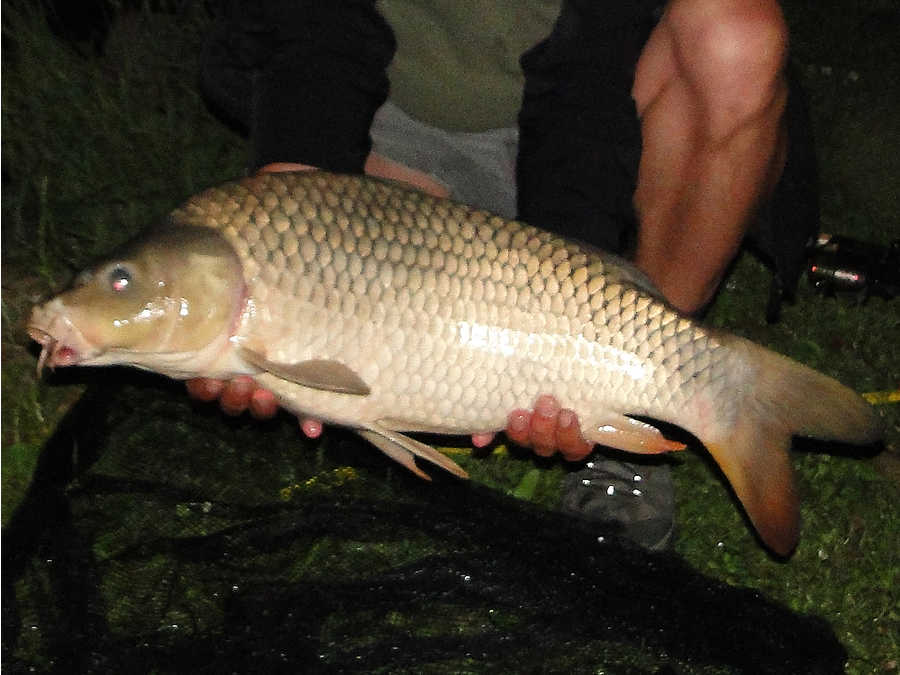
[583,416,687,454]
[358,424,470,480]
[239,347,370,395]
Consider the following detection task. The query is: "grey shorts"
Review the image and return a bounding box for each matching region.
[371,101,520,219]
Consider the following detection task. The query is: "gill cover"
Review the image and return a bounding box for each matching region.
[35,226,244,357]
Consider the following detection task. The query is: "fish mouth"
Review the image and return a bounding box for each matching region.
[27,299,96,376]
[27,325,85,376]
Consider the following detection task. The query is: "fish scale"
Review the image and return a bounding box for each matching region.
[29,170,881,554]
[172,172,725,437]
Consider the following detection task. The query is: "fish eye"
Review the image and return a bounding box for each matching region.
[108,265,133,293]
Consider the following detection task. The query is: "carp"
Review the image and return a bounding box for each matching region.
[28,171,881,555]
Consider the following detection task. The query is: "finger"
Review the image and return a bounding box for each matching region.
[471,432,496,448]
[556,409,594,461]
[219,376,255,416]
[300,418,324,439]
[185,378,225,402]
[257,162,318,174]
[530,395,560,457]
[506,410,532,447]
[249,387,279,420]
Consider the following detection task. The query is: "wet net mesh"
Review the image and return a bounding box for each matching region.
[3,372,846,673]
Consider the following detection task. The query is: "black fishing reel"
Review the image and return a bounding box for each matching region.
[806,234,900,300]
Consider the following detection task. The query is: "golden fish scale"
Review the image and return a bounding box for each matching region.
[171,172,735,435]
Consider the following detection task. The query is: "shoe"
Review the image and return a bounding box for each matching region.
[559,457,675,551]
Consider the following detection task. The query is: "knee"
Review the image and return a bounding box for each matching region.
[666,0,788,129]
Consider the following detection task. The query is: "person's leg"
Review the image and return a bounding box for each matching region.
[631,0,789,314]
[517,0,676,550]
[200,0,395,174]
[517,0,650,256]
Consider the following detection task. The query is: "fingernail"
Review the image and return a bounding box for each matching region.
[302,419,323,438]
[558,409,574,428]
[535,396,559,418]
[508,411,528,432]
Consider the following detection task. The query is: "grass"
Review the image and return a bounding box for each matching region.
[2,1,898,672]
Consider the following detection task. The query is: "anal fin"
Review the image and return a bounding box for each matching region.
[583,416,687,454]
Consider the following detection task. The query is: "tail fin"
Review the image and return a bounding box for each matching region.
[702,337,881,556]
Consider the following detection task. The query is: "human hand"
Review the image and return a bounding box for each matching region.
[184,377,324,437]
[184,376,276,418]
[184,376,327,438]
[473,395,594,461]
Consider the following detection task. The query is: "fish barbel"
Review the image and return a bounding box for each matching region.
[28,171,881,555]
